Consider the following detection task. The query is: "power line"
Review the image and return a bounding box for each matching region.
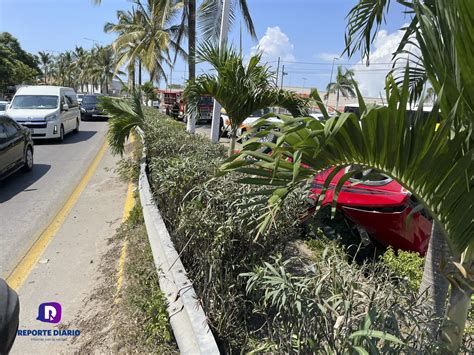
[279,60,394,66]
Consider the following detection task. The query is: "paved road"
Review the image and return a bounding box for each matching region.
[0,120,108,278]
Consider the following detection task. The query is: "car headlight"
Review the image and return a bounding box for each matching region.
[80,107,86,113]
[45,113,59,121]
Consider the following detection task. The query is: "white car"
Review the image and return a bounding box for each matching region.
[7,86,80,141]
[0,101,9,115]
[221,109,325,141]
[221,108,277,140]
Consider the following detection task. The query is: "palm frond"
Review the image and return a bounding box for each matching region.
[100,89,145,156]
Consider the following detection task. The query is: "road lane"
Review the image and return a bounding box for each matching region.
[0,120,109,278]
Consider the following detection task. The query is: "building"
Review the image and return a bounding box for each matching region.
[283,86,384,113]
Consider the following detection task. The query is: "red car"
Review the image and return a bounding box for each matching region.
[307,167,432,255]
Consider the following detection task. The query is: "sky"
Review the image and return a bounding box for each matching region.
[0,0,412,96]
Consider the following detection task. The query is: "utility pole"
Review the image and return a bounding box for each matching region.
[210,0,231,144]
[280,65,287,89]
[275,57,281,87]
[326,56,338,107]
[274,57,281,113]
[302,77,307,89]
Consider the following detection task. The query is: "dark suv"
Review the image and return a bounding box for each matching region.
[80,94,108,121]
[0,115,34,180]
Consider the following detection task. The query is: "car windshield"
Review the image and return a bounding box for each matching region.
[199,96,213,105]
[82,96,99,104]
[11,95,59,109]
[0,103,6,111]
[249,108,271,117]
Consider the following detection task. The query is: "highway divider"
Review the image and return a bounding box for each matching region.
[135,128,219,355]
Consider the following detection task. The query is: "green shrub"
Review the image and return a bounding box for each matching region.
[143,112,306,351]
[380,247,424,290]
[244,253,440,353]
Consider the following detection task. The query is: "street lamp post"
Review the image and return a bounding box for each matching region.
[325,57,338,107]
[302,77,307,89]
[210,0,231,144]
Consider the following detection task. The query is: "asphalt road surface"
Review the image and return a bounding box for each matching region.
[0,120,109,278]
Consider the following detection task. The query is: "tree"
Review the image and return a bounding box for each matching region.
[324,65,356,111]
[184,42,309,156]
[0,32,40,91]
[105,0,186,88]
[163,0,256,133]
[141,81,157,105]
[38,51,52,84]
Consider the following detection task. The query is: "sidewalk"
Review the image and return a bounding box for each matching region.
[11,147,128,354]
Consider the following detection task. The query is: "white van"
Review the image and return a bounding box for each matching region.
[6,86,80,141]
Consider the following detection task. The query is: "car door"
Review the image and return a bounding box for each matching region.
[0,122,10,175]
[3,120,24,167]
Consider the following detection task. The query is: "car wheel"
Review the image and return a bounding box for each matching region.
[58,125,65,142]
[73,118,79,133]
[23,146,33,172]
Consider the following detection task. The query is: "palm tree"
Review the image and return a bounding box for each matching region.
[184,42,309,156]
[93,46,122,94]
[38,51,52,84]
[181,0,256,133]
[97,0,256,133]
[73,46,88,92]
[104,8,140,89]
[324,65,356,111]
[222,0,474,351]
[106,1,186,88]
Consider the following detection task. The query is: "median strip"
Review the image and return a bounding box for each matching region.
[6,139,109,291]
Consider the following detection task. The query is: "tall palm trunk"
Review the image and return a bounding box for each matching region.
[186,0,196,134]
[138,58,142,86]
[441,249,473,351]
[229,127,237,156]
[419,221,450,331]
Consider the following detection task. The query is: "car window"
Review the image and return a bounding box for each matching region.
[0,103,6,111]
[82,96,98,104]
[11,95,59,109]
[0,123,7,142]
[65,94,78,108]
[3,121,18,137]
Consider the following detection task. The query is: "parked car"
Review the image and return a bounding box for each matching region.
[6,86,80,141]
[80,94,108,120]
[0,115,34,180]
[221,108,277,141]
[0,101,9,115]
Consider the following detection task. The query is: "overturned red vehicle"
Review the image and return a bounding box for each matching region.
[308,167,432,255]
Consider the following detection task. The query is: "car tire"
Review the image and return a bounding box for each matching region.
[58,125,64,142]
[0,278,20,354]
[23,146,33,172]
[73,118,79,133]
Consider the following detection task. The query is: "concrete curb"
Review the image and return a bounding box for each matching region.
[136,128,220,355]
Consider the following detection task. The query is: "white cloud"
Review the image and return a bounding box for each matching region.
[316,52,341,61]
[251,26,295,63]
[351,27,420,97]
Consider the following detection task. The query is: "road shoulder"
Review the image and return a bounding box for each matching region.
[11,147,127,354]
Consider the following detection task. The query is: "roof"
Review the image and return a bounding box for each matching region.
[15,86,74,95]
